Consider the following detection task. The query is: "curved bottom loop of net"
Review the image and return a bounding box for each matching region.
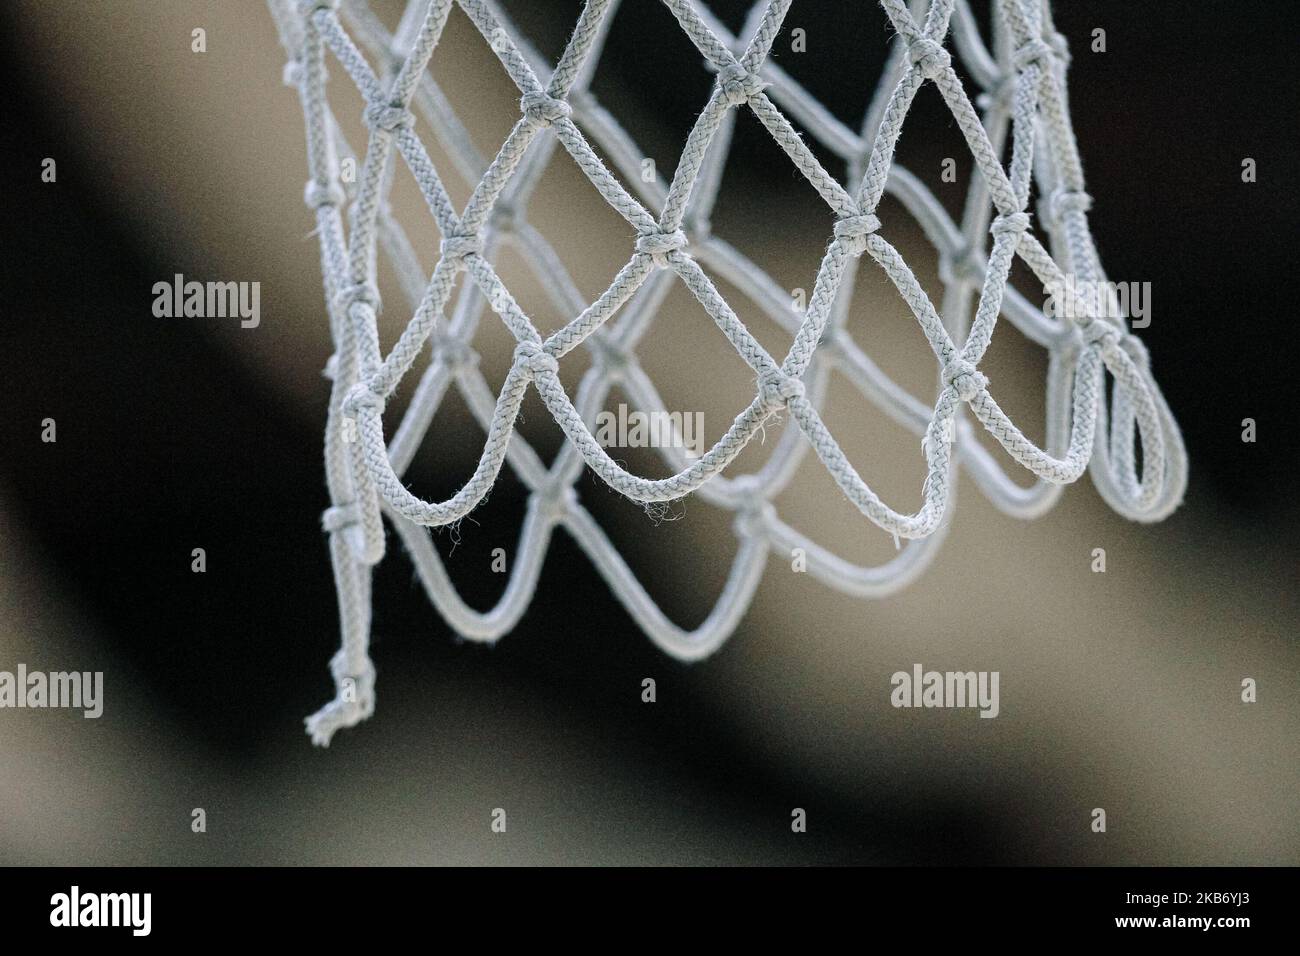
[268,0,1188,745]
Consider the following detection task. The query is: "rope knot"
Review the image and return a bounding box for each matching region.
[432,335,478,372]
[1048,31,1071,66]
[990,211,1031,239]
[1121,332,1150,368]
[586,333,631,378]
[1078,317,1122,350]
[833,213,881,256]
[635,228,688,268]
[334,280,381,315]
[939,244,985,286]
[1049,188,1093,222]
[304,179,345,210]
[716,63,766,108]
[941,358,988,402]
[440,231,482,268]
[520,91,572,128]
[732,497,776,540]
[489,202,519,232]
[1012,37,1055,72]
[298,0,339,17]
[514,340,559,378]
[976,75,1016,112]
[907,36,952,81]
[343,381,386,417]
[1083,322,1153,378]
[363,101,414,133]
[328,647,374,689]
[759,369,806,409]
[532,485,577,524]
[321,503,361,534]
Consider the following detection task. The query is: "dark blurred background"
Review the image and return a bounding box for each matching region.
[0,1,1295,865]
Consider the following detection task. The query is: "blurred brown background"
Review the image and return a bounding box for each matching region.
[0,0,1295,865]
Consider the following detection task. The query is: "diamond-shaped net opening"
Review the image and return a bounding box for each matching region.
[268,0,1187,745]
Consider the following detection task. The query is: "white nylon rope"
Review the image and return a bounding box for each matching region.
[268,0,1187,745]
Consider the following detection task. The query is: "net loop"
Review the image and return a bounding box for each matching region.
[266,0,1189,743]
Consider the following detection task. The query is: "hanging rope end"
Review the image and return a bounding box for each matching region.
[304,650,376,747]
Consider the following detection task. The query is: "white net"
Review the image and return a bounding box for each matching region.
[269,0,1187,744]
